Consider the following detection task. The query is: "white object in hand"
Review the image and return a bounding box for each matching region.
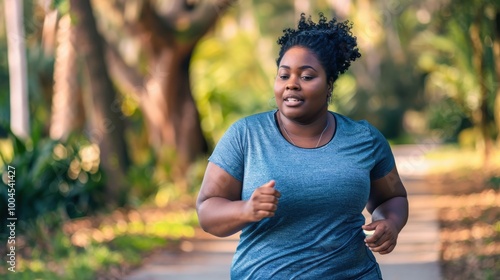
[363,229,375,237]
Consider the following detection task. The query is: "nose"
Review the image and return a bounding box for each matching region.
[285,80,300,90]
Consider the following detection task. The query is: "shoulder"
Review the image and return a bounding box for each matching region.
[334,112,372,133]
[231,111,275,130]
[242,110,275,123]
[333,112,387,142]
[219,111,275,142]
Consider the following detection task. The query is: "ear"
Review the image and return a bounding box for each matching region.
[327,78,334,92]
[327,84,333,93]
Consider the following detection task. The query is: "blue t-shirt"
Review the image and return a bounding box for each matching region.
[209,110,395,280]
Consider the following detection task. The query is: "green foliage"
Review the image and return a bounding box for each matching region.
[53,0,70,14]
[0,42,9,125]
[427,97,472,142]
[0,208,197,278]
[109,234,167,254]
[0,223,123,279]
[411,1,499,141]
[192,29,276,146]
[0,128,106,235]
[487,176,500,191]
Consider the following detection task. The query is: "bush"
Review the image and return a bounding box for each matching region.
[0,128,106,235]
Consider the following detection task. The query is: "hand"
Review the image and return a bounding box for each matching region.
[362,219,399,255]
[244,180,281,222]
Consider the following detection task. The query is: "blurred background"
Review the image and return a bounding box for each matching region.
[0,0,498,279]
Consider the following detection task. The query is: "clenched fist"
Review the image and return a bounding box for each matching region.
[244,180,281,222]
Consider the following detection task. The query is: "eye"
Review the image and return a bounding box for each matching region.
[278,74,289,80]
[301,76,314,81]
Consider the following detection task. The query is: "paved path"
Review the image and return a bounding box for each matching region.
[125,145,443,280]
[375,145,442,280]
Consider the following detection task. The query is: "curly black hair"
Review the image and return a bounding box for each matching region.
[276,13,361,84]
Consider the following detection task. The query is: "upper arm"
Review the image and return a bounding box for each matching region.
[196,162,243,208]
[366,166,407,214]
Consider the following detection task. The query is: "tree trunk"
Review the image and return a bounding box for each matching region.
[4,0,29,139]
[69,0,130,205]
[328,0,351,20]
[41,0,58,57]
[99,0,235,176]
[295,0,310,18]
[493,11,500,146]
[133,0,236,173]
[470,10,492,165]
[50,15,84,141]
[141,46,207,174]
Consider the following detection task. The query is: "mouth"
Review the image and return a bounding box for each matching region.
[283,96,304,107]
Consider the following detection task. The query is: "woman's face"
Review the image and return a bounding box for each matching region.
[274,46,330,123]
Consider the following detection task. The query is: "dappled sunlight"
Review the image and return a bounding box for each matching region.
[434,181,499,278]
[441,242,500,262]
[79,143,100,173]
[64,207,197,249]
[435,189,500,208]
[154,185,175,207]
[439,213,499,276]
[425,147,500,176]
[440,222,497,243]
[70,228,95,248]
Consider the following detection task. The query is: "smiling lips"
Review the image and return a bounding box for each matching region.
[284,96,304,107]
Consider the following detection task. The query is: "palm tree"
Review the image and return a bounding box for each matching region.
[4,0,29,139]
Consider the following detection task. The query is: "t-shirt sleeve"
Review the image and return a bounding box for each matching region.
[366,122,395,181]
[208,120,246,182]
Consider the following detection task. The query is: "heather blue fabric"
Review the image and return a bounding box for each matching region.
[208,110,395,280]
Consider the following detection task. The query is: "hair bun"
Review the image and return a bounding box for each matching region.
[276,13,361,82]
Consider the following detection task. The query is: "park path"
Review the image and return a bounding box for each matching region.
[125,145,443,280]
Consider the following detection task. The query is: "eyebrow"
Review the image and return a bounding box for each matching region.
[279,65,318,72]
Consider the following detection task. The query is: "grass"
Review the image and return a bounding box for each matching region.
[424,145,500,280]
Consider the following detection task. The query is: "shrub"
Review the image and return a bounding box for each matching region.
[0,128,106,235]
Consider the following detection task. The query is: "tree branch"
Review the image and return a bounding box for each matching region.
[104,40,145,102]
[139,0,176,39]
[145,0,238,44]
[186,0,238,40]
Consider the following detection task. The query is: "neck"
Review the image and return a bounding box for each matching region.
[278,112,331,147]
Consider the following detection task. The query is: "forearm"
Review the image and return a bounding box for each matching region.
[197,197,250,237]
[371,196,409,233]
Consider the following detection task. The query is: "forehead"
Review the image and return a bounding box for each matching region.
[279,46,322,68]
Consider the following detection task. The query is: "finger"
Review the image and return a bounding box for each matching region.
[250,205,276,220]
[373,242,396,255]
[263,180,276,188]
[258,200,279,210]
[257,195,279,203]
[369,237,396,251]
[362,224,376,231]
[263,180,281,195]
[259,187,279,194]
[255,203,278,215]
[258,187,281,198]
[255,210,275,218]
[366,232,391,248]
[260,180,278,189]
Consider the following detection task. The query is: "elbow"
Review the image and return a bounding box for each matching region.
[197,217,233,238]
[201,224,232,238]
[196,203,234,238]
[367,195,408,214]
